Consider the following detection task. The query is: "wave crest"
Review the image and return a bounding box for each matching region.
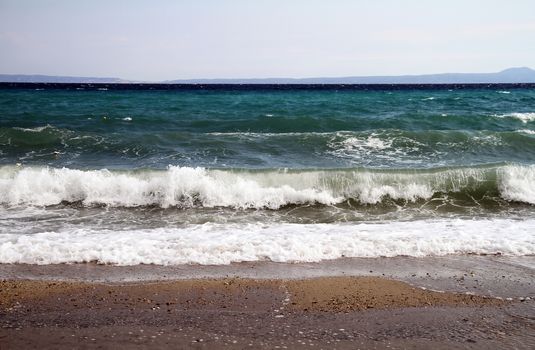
[496,112,535,123]
[1,164,535,208]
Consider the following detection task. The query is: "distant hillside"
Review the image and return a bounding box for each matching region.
[2,67,535,84]
[166,67,535,84]
[0,74,130,83]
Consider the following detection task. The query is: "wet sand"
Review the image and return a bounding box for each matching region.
[1,256,534,349]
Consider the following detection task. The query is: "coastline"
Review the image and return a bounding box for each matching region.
[2,256,534,349]
[2,255,533,297]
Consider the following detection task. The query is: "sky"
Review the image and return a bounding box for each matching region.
[1,0,534,81]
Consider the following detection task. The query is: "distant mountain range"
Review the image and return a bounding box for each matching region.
[2,67,535,84]
[0,75,130,84]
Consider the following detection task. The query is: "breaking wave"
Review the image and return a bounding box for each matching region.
[1,164,535,209]
[495,112,535,123]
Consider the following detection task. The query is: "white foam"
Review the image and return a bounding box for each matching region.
[498,165,535,204]
[471,134,502,146]
[517,129,535,135]
[13,124,56,133]
[1,164,535,207]
[0,219,533,265]
[496,113,535,123]
[340,135,391,151]
[326,132,429,166]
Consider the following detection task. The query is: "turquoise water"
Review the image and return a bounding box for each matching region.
[1,88,535,169]
[0,86,534,265]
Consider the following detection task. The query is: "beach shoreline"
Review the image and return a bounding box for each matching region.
[2,255,533,296]
[1,256,534,349]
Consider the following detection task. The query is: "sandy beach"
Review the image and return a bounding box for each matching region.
[1,256,534,349]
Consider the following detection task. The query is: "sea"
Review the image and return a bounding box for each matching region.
[0,84,534,265]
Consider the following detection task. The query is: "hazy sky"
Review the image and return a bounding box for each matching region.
[1,0,534,81]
